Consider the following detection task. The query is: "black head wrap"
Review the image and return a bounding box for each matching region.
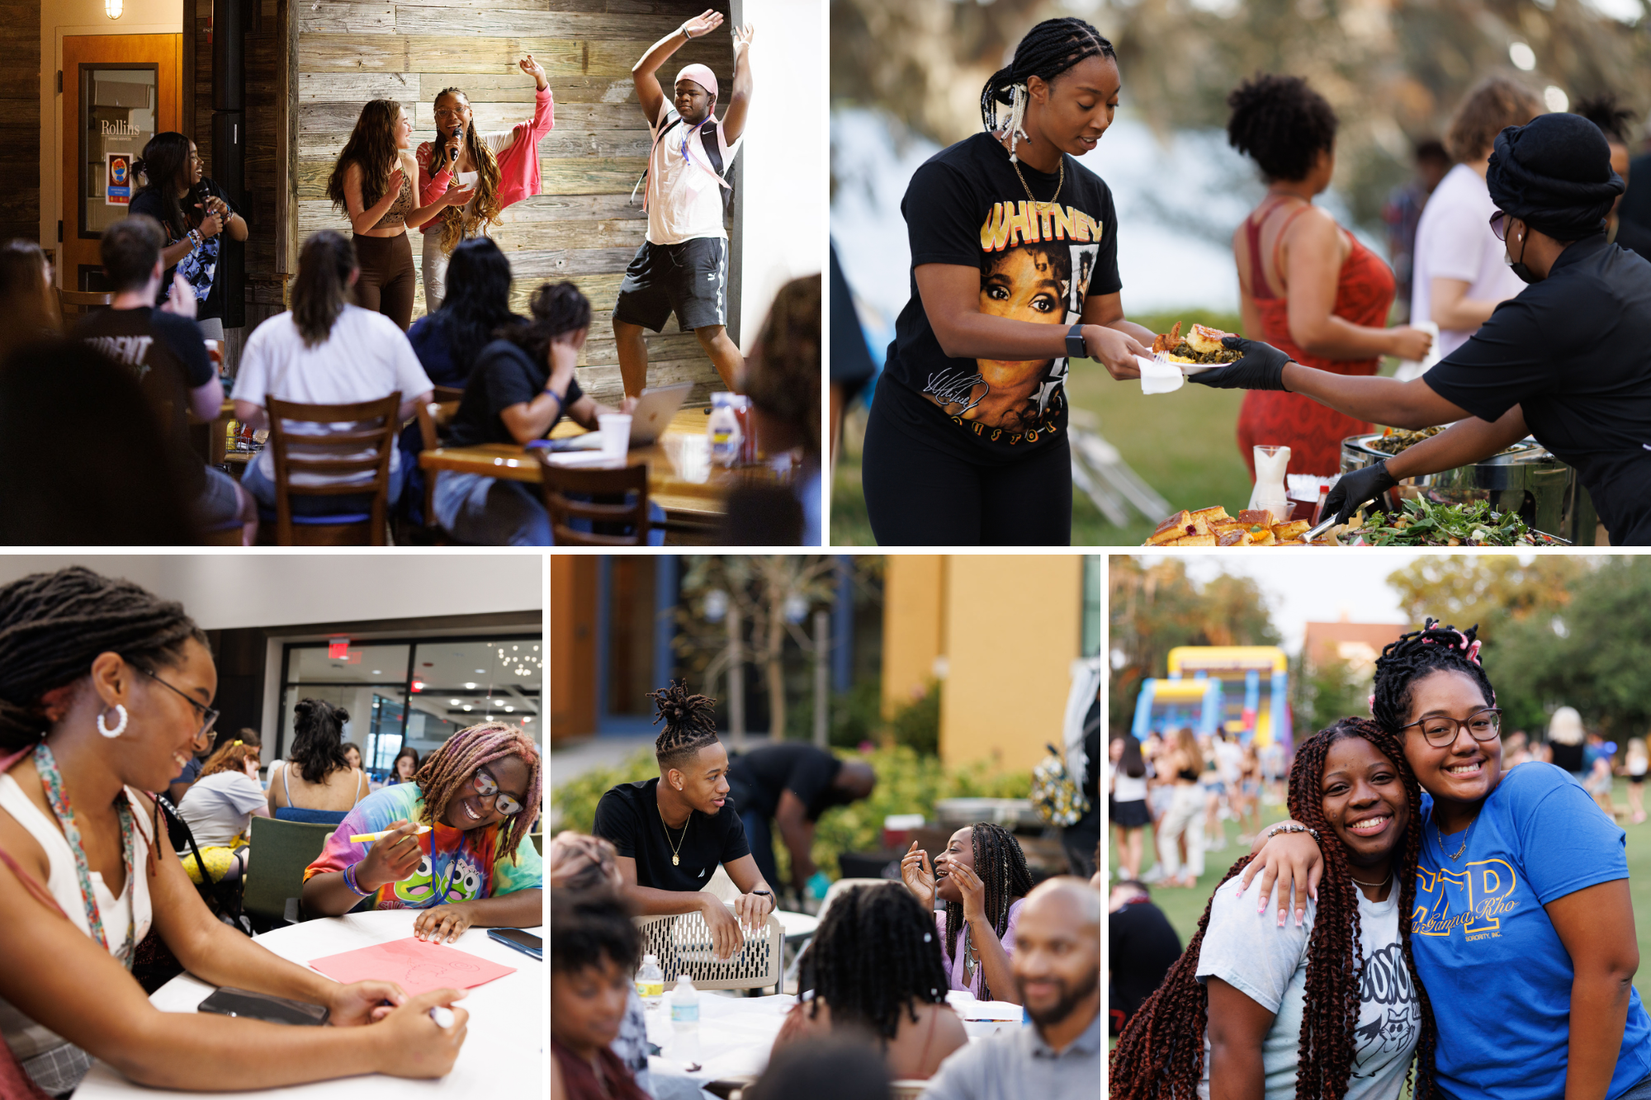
[1485,113,1625,241]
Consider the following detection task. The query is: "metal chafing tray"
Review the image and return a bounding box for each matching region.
[1340,433,1597,544]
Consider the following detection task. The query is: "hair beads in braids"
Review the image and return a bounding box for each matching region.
[0,566,207,753]
[805,883,950,1044]
[415,721,542,861]
[941,822,1033,1004]
[649,680,719,772]
[979,17,1115,161]
[1371,618,1496,739]
[1109,719,1436,1100]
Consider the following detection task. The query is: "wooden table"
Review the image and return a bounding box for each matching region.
[419,407,751,539]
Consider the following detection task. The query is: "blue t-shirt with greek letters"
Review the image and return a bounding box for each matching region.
[1414,761,1651,1099]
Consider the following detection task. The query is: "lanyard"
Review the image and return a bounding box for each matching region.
[33,743,136,966]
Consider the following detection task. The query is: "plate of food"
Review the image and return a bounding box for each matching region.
[1144,506,1317,547]
[1150,321,1241,373]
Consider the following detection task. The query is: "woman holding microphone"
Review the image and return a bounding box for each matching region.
[1191,112,1651,545]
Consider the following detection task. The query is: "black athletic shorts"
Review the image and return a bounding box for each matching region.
[613,238,728,333]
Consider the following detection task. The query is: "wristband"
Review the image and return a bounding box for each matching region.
[543,388,563,410]
[1065,323,1087,362]
[750,888,775,914]
[1264,823,1321,843]
[680,23,694,38]
[343,862,371,897]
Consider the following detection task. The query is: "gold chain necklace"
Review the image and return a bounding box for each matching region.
[660,805,690,867]
[1011,153,1064,208]
[1435,813,1477,861]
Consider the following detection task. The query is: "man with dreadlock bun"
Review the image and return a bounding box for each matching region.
[862,17,1156,546]
[0,567,467,1095]
[303,721,542,943]
[1110,718,1429,1100]
[593,681,776,962]
[771,883,966,1078]
[1248,619,1651,1100]
[900,821,1033,1004]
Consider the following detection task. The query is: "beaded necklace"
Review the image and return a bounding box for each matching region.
[33,742,136,966]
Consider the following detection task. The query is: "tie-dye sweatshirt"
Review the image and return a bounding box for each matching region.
[303,783,542,909]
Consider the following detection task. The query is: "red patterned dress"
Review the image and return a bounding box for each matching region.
[1236,199,1397,478]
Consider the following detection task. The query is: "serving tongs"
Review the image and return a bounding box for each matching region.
[1302,513,1341,543]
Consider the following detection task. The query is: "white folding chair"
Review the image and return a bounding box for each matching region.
[634,908,784,993]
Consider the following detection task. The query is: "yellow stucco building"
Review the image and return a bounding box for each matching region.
[882,555,1095,772]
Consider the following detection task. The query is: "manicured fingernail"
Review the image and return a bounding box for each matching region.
[1277,910,1285,926]
[1295,908,1304,926]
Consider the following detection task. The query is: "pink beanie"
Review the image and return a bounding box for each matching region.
[675,64,718,102]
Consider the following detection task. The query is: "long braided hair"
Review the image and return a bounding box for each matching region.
[979,17,1116,163]
[0,566,207,754]
[430,87,504,254]
[649,680,719,772]
[1371,618,1495,737]
[942,822,1033,1003]
[805,883,950,1044]
[414,721,542,860]
[1109,718,1436,1100]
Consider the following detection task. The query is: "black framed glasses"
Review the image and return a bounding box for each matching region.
[135,664,219,741]
[474,768,522,816]
[1489,210,1509,242]
[1403,707,1502,748]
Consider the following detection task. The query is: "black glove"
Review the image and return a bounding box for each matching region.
[1186,336,1291,390]
[1324,460,1398,525]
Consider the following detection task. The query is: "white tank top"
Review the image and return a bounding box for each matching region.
[1110,761,1148,803]
[0,772,155,1091]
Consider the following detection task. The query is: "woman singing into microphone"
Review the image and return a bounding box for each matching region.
[416,55,556,314]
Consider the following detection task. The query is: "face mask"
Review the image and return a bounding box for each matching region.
[1504,224,1541,284]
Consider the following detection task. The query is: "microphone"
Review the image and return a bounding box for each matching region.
[449,123,464,167]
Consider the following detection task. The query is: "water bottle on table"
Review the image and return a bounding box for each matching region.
[669,974,701,1065]
[707,393,742,468]
[635,953,664,1009]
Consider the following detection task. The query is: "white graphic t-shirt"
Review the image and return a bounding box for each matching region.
[1195,874,1420,1100]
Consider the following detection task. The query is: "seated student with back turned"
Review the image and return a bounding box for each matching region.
[615,9,754,397]
[921,878,1101,1100]
[726,741,875,905]
[0,566,465,1096]
[303,721,542,942]
[772,883,967,1080]
[175,737,268,885]
[593,682,777,961]
[266,699,368,822]
[75,215,257,544]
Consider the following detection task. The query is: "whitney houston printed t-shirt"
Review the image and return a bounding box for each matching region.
[880,131,1122,462]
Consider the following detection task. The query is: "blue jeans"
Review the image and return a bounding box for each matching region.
[740,808,780,891]
[432,469,666,546]
[242,455,406,517]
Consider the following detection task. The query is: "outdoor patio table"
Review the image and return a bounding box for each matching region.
[73,910,542,1100]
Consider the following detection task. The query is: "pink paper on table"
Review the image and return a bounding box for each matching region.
[309,937,516,996]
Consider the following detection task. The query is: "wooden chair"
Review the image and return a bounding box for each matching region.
[432,384,464,404]
[57,288,111,320]
[413,394,463,538]
[262,392,399,545]
[633,910,784,994]
[534,450,653,546]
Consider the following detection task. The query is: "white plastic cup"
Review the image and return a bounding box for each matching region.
[597,414,631,461]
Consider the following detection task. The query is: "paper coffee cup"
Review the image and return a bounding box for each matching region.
[598,414,631,461]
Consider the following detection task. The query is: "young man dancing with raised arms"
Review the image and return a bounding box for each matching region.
[616,9,754,397]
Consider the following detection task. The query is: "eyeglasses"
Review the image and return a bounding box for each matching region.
[1402,707,1503,748]
[434,105,468,118]
[473,768,522,816]
[1489,210,1509,242]
[134,664,219,741]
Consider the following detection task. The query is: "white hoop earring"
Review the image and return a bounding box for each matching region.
[96,704,128,739]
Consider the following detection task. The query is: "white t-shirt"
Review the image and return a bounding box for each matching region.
[1109,759,1148,803]
[1214,739,1244,785]
[1196,874,1420,1100]
[177,770,267,848]
[233,305,433,485]
[1410,163,1527,358]
[645,100,741,246]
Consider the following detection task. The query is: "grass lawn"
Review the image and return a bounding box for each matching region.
[829,310,1256,546]
[1120,777,1651,1004]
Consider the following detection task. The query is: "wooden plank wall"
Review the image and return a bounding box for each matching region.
[0,0,41,245]
[292,0,735,404]
[188,0,292,372]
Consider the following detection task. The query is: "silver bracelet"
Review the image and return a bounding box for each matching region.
[680,23,694,38]
[1266,823,1321,843]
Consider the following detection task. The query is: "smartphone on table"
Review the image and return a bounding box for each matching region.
[487,927,542,961]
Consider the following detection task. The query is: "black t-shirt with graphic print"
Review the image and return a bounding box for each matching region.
[593,777,751,893]
[880,131,1123,463]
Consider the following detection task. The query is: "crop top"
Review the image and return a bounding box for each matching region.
[371,172,415,231]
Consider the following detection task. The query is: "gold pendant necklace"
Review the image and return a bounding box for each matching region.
[661,804,690,866]
[1011,153,1064,208]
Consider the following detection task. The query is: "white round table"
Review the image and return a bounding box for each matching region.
[73,910,542,1099]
